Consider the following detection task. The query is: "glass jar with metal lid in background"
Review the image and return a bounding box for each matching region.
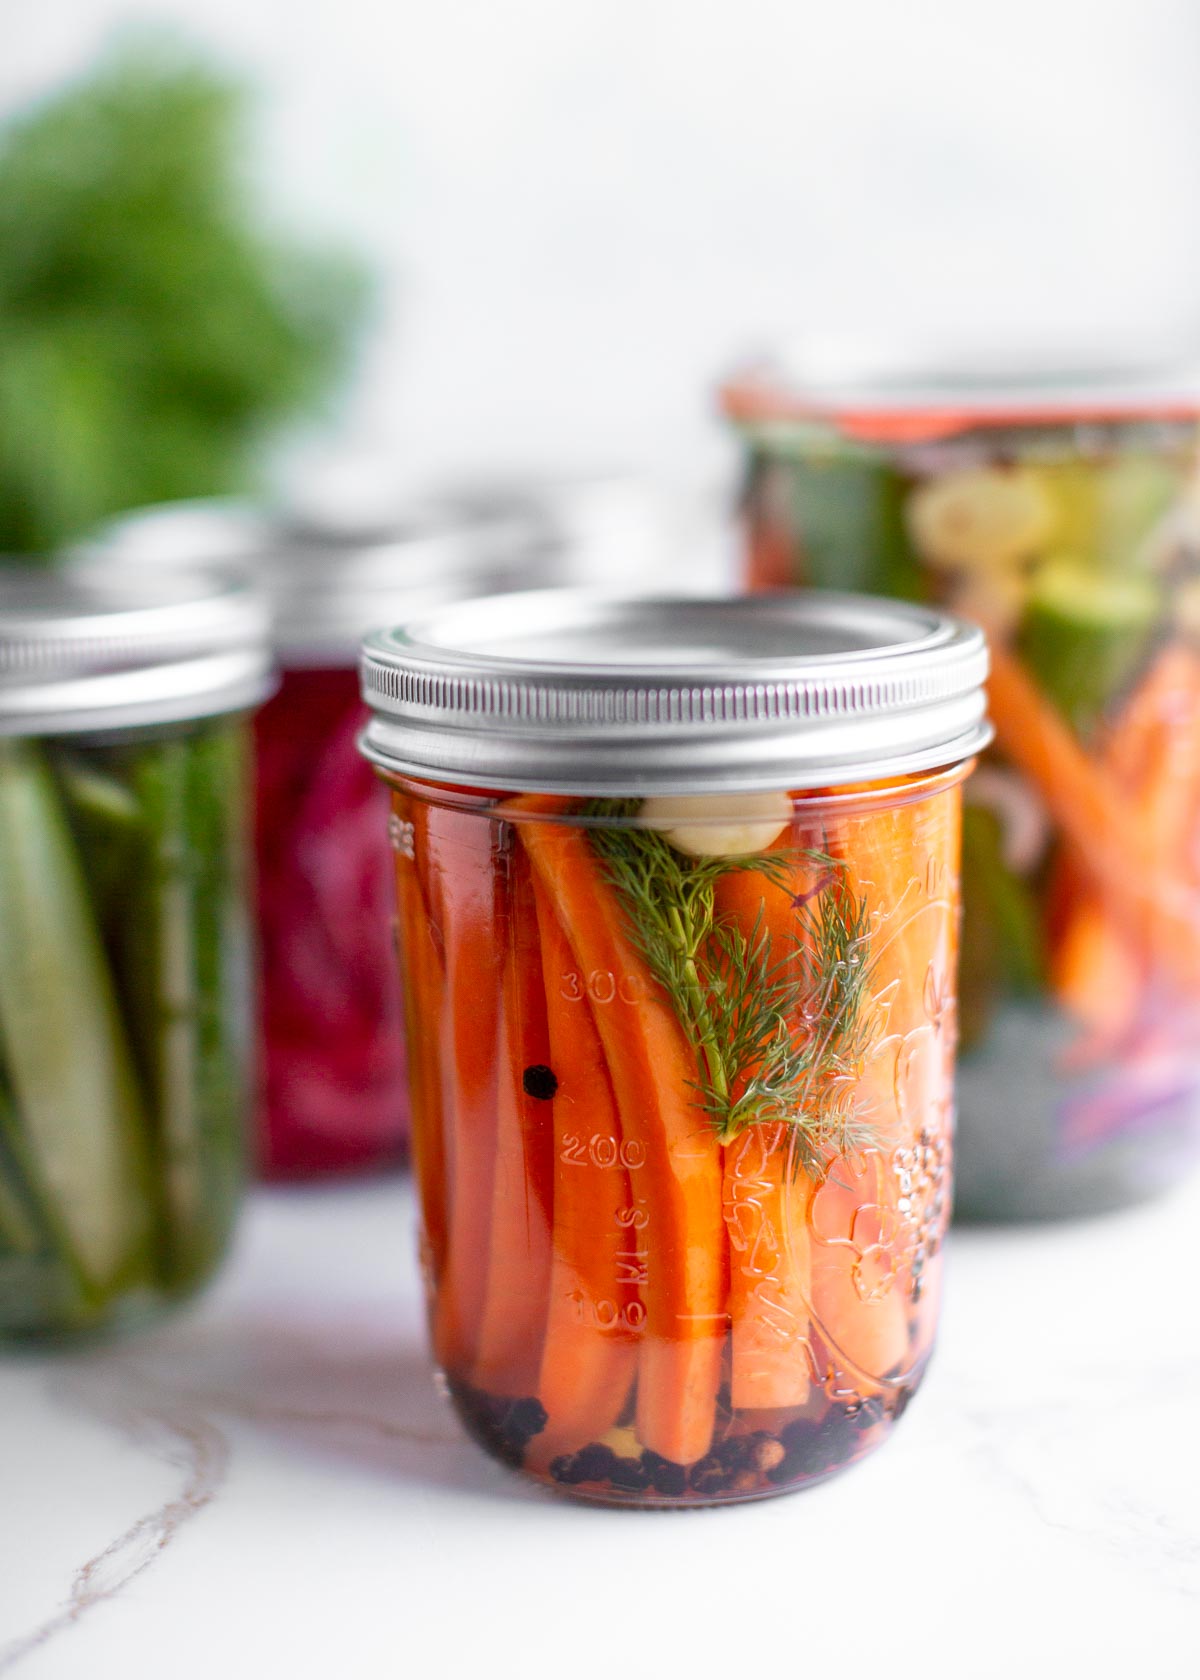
[0,565,271,1339]
[359,590,989,1505]
[95,497,555,1178]
[722,349,1200,1221]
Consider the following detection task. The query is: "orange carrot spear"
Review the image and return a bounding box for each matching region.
[1051,641,1200,1043]
[421,803,505,1378]
[987,641,1200,993]
[723,1124,817,1411]
[714,848,824,1413]
[813,784,962,1387]
[527,875,638,1459]
[472,849,554,1396]
[511,798,726,1466]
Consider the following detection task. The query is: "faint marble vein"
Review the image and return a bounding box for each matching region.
[0,1325,462,1674]
[0,1390,229,1675]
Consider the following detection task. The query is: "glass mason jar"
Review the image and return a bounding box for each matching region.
[95,498,551,1178]
[722,357,1200,1220]
[0,564,271,1338]
[359,592,989,1505]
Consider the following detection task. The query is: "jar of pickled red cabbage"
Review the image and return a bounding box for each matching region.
[722,355,1200,1219]
[0,565,270,1338]
[94,497,549,1178]
[359,591,989,1505]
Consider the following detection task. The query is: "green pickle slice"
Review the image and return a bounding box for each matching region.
[123,731,247,1289]
[0,740,156,1306]
[1016,556,1162,737]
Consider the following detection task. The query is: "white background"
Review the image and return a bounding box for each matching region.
[6,0,1200,485]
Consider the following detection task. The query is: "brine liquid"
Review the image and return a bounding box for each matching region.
[389,776,960,1504]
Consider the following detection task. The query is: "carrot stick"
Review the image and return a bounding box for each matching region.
[812,788,961,1387]
[390,793,449,1284]
[511,798,726,1466]
[987,642,1200,992]
[713,848,823,1412]
[808,1154,911,1386]
[1050,642,1200,1041]
[1051,895,1143,1049]
[422,803,506,1378]
[472,849,554,1396]
[526,876,638,1460]
[723,1125,816,1410]
[829,787,962,1063]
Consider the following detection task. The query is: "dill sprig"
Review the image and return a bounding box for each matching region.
[586,803,880,1176]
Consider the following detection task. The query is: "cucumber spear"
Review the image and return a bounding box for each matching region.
[0,739,155,1300]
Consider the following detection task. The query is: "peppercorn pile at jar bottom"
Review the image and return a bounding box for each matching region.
[389,774,963,1506]
[0,722,250,1338]
[447,1374,918,1504]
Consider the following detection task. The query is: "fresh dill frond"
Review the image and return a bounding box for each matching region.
[585,802,880,1173]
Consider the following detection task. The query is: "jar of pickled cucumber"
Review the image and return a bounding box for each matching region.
[0,564,271,1338]
[359,591,989,1505]
[722,355,1200,1220]
[95,497,550,1178]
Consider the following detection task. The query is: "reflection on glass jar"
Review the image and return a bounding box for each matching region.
[360,591,988,1503]
[90,495,554,1178]
[723,361,1200,1219]
[0,565,270,1338]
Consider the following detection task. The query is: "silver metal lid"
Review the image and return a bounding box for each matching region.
[723,336,1200,437]
[90,497,555,667]
[359,590,991,795]
[0,564,273,736]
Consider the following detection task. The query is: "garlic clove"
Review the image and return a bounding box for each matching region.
[907,466,1056,573]
[638,790,792,858]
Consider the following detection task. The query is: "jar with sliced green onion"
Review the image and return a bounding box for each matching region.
[0,565,271,1337]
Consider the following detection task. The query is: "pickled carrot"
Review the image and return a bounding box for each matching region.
[472,851,555,1396]
[511,798,726,1466]
[987,641,1200,992]
[526,875,638,1459]
[808,1154,911,1386]
[813,791,960,1388]
[391,795,449,1280]
[1052,642,1200,1044]
[713,851,821,1412]
[828,788,961,1064]
[723,1125,815,1411]
[421,803,506,1376]
[745,508,797,592]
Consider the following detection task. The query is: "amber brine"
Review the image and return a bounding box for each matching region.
[360,591,989,1503]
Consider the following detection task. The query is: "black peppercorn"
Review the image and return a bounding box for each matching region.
[641,1450,688,1497]
[522,1064,559,1099]
[609,1456,652,1492]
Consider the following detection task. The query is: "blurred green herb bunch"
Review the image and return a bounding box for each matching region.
[0,37,367,557]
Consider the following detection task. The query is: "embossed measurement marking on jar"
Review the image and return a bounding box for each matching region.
[559,1134,646,1170]
[559,969,644,1004]
[725,1127,810,1350]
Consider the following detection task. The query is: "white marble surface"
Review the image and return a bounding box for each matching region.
[2,1173,1199,1680]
